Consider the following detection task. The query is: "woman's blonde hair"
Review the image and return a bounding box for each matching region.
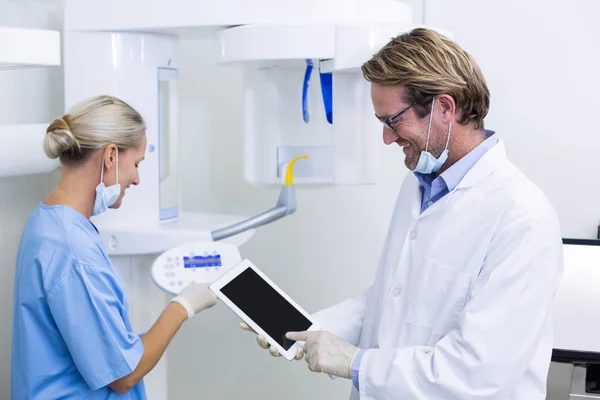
[361,28,490,129]
[45,95,146,165]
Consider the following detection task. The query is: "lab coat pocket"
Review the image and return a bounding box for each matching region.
[406,258,473,335]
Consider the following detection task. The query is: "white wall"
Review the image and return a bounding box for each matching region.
[426,0,600,239]
[168,1,600,399]
[0,1,64,398]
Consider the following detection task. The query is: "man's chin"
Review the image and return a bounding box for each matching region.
[405,160,418,171]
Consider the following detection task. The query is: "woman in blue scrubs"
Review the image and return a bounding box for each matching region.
[11,95,216,399]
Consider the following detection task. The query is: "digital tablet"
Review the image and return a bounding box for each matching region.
[209,259,320,361]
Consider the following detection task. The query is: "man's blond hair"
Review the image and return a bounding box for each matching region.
[361,28,490,129]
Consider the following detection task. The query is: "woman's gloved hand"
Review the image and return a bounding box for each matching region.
[170,282,217,319]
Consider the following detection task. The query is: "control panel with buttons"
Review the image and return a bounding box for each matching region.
[151,241,242,294]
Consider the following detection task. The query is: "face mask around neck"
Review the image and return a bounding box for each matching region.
[414,97,452,174]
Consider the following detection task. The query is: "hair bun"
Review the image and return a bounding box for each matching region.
[44,115,80,159]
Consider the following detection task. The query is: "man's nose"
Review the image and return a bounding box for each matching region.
[383,128,398,145]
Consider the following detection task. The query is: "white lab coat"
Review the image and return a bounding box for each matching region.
[314,140,564,400]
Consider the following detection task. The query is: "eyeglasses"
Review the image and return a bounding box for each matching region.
[375,101,416,132]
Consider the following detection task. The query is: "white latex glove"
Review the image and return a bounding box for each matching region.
[170,282,217,319]
[239,321,304,360]
[286,330,360,379]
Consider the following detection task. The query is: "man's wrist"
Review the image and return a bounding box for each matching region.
[351,349,366,390]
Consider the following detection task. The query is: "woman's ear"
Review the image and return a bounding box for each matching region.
[102,144,118,169]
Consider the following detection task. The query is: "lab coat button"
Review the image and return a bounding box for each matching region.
[393,285,402,296]
[409,230,417,239]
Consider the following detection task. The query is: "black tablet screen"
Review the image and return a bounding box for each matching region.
[220,267,312,350]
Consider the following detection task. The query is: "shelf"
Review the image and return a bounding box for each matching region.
[0,27,60,69]
[0,123,60,177]
[64,0,413,32]
[95,211,256,256]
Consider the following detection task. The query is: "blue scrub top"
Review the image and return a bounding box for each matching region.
[11,203,146,399]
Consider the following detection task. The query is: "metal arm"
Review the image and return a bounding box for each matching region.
[211,156,306,241]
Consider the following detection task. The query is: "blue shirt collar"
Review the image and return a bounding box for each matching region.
[415,129,498,191]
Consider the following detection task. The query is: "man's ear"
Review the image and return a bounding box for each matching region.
[436,94,456,124]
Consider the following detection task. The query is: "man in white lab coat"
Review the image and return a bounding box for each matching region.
[244,27,564,399]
